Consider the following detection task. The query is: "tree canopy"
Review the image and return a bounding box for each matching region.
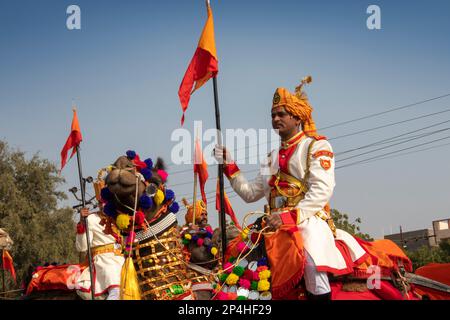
[0,140,78,290]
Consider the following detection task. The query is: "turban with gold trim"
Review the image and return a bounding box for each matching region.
[272,76,317,137]
[182,198,207,225]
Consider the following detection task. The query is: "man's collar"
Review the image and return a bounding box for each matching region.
[281,131,305,149]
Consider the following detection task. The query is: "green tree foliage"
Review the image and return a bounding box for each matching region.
[406,239,450,270]
[330,208,373,241]
[0,141,78,290]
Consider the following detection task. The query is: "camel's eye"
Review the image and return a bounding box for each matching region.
[145,183,158,197]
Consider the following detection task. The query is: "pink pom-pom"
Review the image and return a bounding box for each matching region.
[239,278,251,289]
[223,262,233,273]
[252,271,260,281]
[215,291,229,300]
[205,226,213,234]
[236,241,248,253]
[197,238,204,246]
[157,169,168,182]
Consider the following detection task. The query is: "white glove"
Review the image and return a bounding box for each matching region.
[213,145,233,164]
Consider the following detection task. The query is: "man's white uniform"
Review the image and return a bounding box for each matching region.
[76,212,125,299]
[224,132,367,295]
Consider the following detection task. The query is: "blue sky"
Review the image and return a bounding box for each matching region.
[1,0,450,239]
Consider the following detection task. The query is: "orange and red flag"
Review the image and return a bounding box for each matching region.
[2,250,16,283]
[194,139,209,204]
[215,181,241,229]
[60,108,83,172]
[178,1,218,125]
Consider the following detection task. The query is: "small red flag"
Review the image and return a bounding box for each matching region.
[178,2,218,125]
[60,108,83,171]
[216,181,241,229]
[2,250,16,283]
[194,139,209,204]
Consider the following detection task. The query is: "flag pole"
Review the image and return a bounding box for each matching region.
[212,76,227,265]
[192,148,198,227]
[75,145,96,300]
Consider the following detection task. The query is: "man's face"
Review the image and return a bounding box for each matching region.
[271,106,301,137]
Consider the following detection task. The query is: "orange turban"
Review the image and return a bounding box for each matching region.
[272,76,317,137]
[182,198,207,225]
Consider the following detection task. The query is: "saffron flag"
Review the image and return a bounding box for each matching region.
[2,250,16,283]
[178,1,218,125]
[216,181,241,229]
[60,108,83,172]
[194,139,209,204]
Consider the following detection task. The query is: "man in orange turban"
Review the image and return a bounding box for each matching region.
[215,77,367,300]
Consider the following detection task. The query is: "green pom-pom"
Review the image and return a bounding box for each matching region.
[228,256,236,263]
[233,266,245,277]
[182,239,190,245]
[219,273,229,283]
[251,281,258,291]
[237,296,247,300]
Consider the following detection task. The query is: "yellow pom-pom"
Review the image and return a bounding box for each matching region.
[225,273,239,286]
[116,214,130,230]
[184,234,192,240]
[210,247,218,256]
[154,189,164,206]
[259,270,271,280]
[106,165,113,172]
[257,279,270,292]
[241,228,250,240]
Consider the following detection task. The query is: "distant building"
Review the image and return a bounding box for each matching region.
[432,218,450,244]
[384,228,436,252]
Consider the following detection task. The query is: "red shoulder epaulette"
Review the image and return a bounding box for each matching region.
[313,135,328,141]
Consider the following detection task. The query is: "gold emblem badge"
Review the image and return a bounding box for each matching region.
[273,92,281,105]
[320,159,331,170]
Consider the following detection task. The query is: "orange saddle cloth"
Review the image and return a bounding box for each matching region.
[26,264,88,295]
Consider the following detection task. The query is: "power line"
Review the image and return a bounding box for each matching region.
[320,93,450,130]
[174,129,450,200]
[336,135,450,170]
[166,92,450,171]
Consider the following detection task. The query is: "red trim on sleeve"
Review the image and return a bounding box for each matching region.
[223,162,240,179]
[76,222,86,234]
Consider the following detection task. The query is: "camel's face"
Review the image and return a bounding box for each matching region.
[105,156,167,221]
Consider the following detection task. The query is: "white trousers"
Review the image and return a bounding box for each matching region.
[106,287,121,300]
[304,251,331,295]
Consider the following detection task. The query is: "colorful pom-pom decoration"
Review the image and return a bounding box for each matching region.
[257,279,270,292]
[251,281,258,291]
[236,241,248,253]
[144,158,153,169]
[169,201,179,213]
[157,169,168,182]
[257,257,268,266]
[239,278,251,289]
[215,291,229,301]
[139,194,154,210]
[225,273,239,286]
[219,273,229,283]
[182,238,190,246]
[140,168,152,181]
[154,189,165,206]
[184,233,192,240]
[134,211,145,226]
[126,150,136,160]
[116,214,131,230]
[196,238,204,246]
[100,187,113,201]
[233,266,245,277]
[103,202,117,217]
[165,189,175,201]
[223,262,233,274]
[210,247,218,256]
[259,270,271,280]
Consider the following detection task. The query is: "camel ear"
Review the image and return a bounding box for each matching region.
[154,157,166,171]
